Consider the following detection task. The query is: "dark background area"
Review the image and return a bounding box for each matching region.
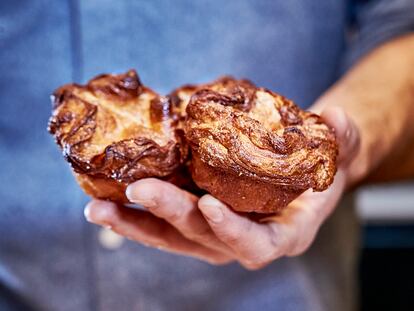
[360,225,414,311]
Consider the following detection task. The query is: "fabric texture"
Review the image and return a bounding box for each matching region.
[0,0,412,310]
[345,0,414,67]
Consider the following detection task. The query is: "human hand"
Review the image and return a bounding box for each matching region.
[85,106,360,269]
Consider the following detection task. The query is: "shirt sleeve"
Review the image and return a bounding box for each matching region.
[343,0,414,69]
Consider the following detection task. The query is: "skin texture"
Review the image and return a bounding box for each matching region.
[86,34,414,269]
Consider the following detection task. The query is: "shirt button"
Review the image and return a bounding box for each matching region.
[98,228,124,250]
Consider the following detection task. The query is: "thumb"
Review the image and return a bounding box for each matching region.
[321,106,360,168]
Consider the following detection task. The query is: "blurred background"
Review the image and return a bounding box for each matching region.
[356,182,414,310]
[1,1,413,311]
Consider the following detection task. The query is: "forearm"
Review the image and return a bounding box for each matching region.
[314,34,414,186]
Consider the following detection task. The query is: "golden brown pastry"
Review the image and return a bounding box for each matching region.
[49,70,337,213]
[48,70,188,203]
[184,78,338,213]
[169,77,255,120]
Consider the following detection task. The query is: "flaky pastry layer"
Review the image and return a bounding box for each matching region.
[48,70,337,211]
[48,70,188,186]
[184,79,338,192]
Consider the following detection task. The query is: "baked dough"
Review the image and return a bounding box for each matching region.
[184,78,338,213]
[48,70,188,203]
[49,70,337,213]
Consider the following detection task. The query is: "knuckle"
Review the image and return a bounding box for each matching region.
[166,209,184,223]
[238,249,275,270]
[222,221,253,245]
[244,252,276,269]
[301,206,321,227]
[241,259,269,270]
[283,235,300,256]
[222,229,243,245]
[286,237,313,257]
[261,250,280,264]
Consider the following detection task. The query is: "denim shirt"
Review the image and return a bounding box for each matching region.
[1,1,413,310]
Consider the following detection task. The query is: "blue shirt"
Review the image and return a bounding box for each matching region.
[1,1,413,310]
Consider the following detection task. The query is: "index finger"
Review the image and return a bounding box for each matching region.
[198,195,286,269]
[126,178,234,256]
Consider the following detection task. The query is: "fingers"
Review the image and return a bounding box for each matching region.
[198,168,347,269]
[264,168,347,256]
[198,195,286,270]
[321,106,360,167]
[84,199,233,265]
[126,178,234,256]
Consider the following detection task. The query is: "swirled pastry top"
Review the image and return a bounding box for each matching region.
[184,78,338,191]
[169,77,256,120]
[48,70,187,183]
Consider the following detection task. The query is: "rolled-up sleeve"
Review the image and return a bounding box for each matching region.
[344,0,414,68]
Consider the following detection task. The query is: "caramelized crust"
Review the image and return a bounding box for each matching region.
[169,77,256,118]
[48,70,337,212]
[48,70,188,202]
[184,78,338,212]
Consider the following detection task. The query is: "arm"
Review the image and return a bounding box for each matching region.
[314,34,414,185]
[84,35,414,269]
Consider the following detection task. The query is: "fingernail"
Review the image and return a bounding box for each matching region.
[126,184,157,208]
[200,196,224,223]
[84,201,113,226]
[84,204,92,222]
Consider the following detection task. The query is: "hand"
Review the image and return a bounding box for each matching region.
[84,106,360,269]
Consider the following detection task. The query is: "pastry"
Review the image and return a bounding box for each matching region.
[49,70,337,213]
[48,70,188,203]
[184,78,338,213]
